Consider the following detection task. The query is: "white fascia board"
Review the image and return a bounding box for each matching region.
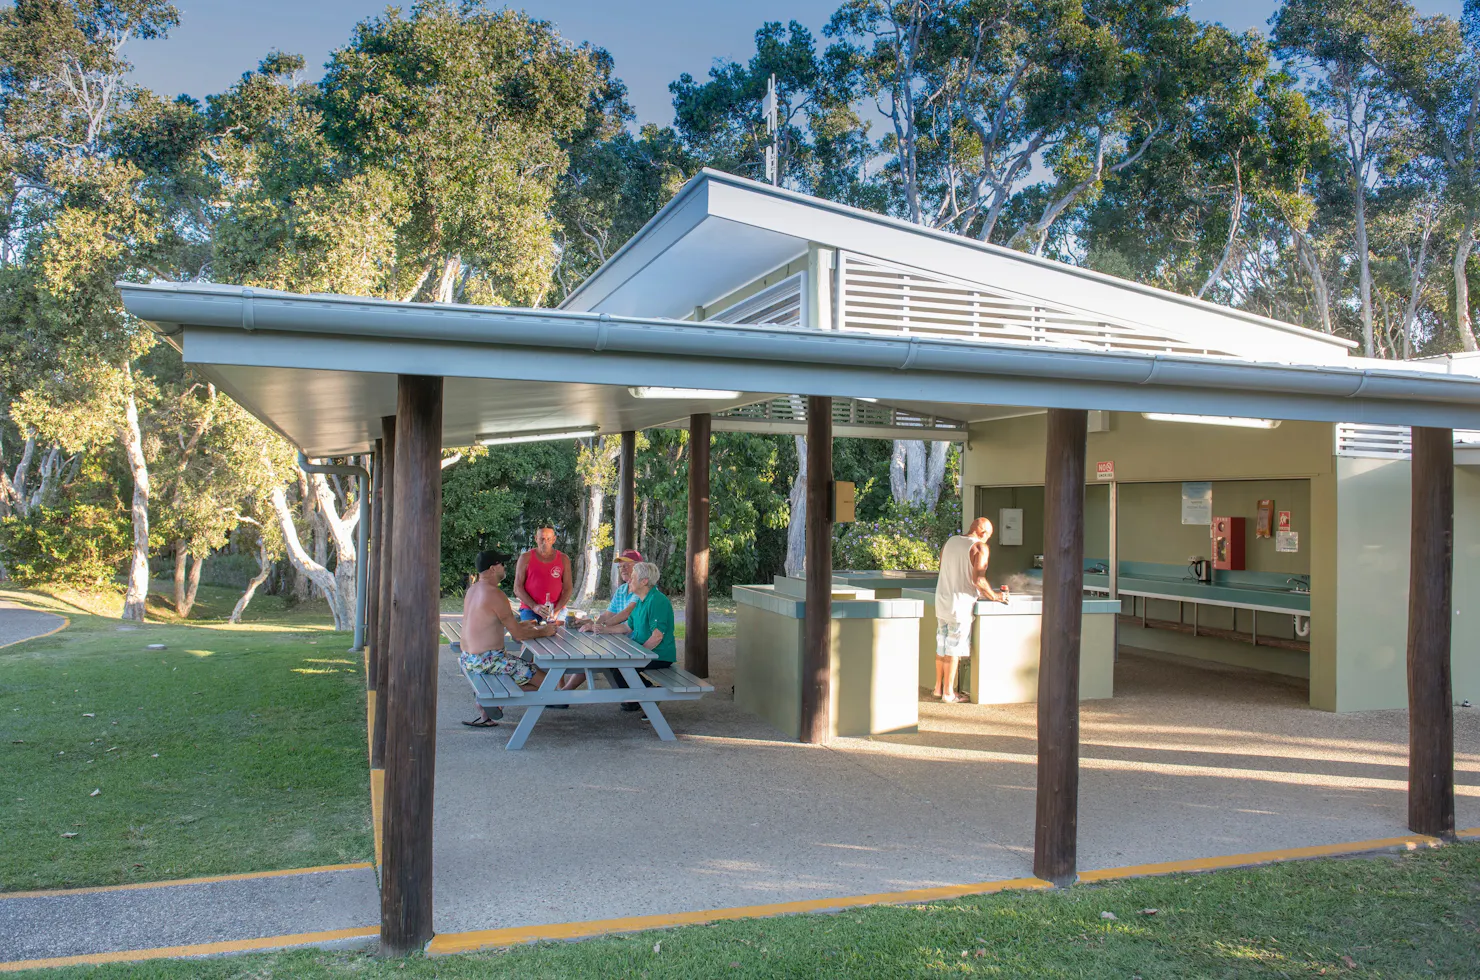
[123,283,1480,432]
[699,172,1353,364]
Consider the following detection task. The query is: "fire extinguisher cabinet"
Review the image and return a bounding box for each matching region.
[1212,516,1246,571]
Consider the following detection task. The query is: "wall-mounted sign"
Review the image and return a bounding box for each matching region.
[999,507,1024,546]
[1181,481,1213,525]
[1278,510,1292,532]
[1276,530,1299,553]
[1256,499,1274,538]
[1095,460,1115,481]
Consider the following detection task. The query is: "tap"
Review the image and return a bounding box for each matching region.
[1285,576,1310,593]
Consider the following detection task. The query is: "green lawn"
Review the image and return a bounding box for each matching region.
[13,844,1480,978]
[0,586,372,892]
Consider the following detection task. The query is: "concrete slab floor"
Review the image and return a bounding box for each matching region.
[0,866,380,963]
[431,641,1479,936]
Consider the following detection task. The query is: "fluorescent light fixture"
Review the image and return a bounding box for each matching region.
[1142,413,1281,429]
[628,386,743,400]
[478,427,598,446]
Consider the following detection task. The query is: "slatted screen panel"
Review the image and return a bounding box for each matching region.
[1334,423,1413,459]
[835,252,1241,358]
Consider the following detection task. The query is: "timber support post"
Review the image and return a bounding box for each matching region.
[1408,426,1455,839]
[1035,407,1087,887]
[366,439,384,694]
[371,417,395,770]
[617,430,636,553]
[380,379,442,955]
[801,395,833,743]
[685,415,710,677]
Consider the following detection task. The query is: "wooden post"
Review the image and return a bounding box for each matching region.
[1408,426,1455,839]
[617,430,636,553]
[371,417,395,770]
[800,396,833,743]
[380,379,441,955]
[685,415,711,677]
[365,439,384,692]
[1035,408,1087,887]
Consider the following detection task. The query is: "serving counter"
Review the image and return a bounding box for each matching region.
[902,589,1120,704]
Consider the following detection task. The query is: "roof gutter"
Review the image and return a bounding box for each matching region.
[119,283,1480,415]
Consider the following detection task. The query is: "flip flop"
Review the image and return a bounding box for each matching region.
[940,693,969,704]
[461,717,498,728]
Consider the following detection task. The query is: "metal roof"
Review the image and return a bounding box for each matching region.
[562,170,1355,365]
[120,280,1480,457]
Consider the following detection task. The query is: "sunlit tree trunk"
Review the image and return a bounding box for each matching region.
[119,381,151,622]
[785,435,807,577]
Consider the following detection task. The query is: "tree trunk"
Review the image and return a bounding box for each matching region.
[174,541,189,614]
[119,383,151,623]
[905,440,927,505]
[785,435,808,577]
[310,472,360,634]
[435,254,461,304]
[1353,174,1375,357]
[269,482,343,626]
[181,554,203,618]
[923,442,949,511]
[2,433,37,518]
[574,478,606,606]
[889,440,907,504]
[230,536,272,625]
[1454,216,1478,352]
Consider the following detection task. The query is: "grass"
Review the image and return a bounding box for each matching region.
[0,585,371,892]
[11,843,1480,978]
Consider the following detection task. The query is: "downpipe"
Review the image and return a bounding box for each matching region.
[297,452,371,650]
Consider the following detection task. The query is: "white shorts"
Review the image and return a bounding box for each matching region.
[936,620,970,659]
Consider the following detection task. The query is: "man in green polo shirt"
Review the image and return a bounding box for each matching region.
[616,560,676,711]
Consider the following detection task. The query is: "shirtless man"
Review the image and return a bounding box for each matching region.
[933,517,1009,703]
[459,549,580,728]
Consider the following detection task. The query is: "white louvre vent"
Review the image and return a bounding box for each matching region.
[714,397,965,434]
[709,273,803,326]
[835,252,1241,358]
[1335,423,1413,459]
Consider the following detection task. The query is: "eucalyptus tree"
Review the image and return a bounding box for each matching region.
[317,0,605,307]
[1376,0,1480,351]
[0,0,182,619]
[1273,0,1414,357]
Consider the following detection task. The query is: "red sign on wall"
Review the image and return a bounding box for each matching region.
[1277,510,1292,532]
[1095,461,1115,481]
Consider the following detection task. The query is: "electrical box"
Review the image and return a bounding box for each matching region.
[831,481,856,523]
[999,508,1024,546]
[1211,516,1246,570]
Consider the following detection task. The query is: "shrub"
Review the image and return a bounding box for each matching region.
[0,502,131,589]
[834,503,953,571]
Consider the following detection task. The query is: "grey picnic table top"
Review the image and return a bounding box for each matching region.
[457,625,712,750]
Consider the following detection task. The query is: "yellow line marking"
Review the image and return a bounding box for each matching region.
[371,768,385,870]
[1076,833,1443,882]
[0,614,69,651]
[0,925,377,972]
[1459,826,1479,839]
[0,863,375,901]
[426,876,1053,954]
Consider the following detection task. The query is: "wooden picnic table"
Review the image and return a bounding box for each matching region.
[449,622,711,750]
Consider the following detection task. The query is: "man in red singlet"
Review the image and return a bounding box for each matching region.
[513,527,573,623]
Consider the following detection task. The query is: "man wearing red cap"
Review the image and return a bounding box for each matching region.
[582,548,643,634]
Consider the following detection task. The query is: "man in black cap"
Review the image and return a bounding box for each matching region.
[458,549,565,728]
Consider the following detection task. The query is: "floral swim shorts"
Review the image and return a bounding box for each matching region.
[936,620,971,659]
[458,649,534,686]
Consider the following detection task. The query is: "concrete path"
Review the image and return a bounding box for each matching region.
[0,598,65,649]
[431,639,1479,935]
[0,866,379,965]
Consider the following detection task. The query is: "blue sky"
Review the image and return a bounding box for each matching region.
[127,1,1465,127]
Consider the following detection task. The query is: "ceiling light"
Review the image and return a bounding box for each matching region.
[1141,413,1281,429]
[628,387,743,400]
[478,427,599,446]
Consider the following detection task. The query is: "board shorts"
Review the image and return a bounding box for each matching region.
[936,620,970,659]
[459,649,534,686]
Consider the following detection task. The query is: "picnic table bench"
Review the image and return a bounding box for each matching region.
[441,618,712,750]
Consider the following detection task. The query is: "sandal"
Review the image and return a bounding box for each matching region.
[940,693,969,704]
[461,717,498,728]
